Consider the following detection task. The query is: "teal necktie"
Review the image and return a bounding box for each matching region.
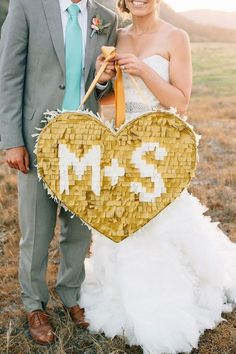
[62,4,83,111]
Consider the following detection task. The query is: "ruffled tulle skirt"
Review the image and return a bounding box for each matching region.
[80,190,236,354]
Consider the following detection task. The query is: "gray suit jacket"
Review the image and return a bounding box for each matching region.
[0,0,117,153]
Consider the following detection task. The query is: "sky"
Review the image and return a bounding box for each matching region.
[165,0,236,12]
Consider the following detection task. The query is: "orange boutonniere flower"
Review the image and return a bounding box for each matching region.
[90,16,110,38]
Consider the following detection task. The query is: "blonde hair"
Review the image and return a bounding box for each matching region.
[117,0,130,14]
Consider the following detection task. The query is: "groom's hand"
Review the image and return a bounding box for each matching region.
[96,54,116,83]
[6,146,30,174]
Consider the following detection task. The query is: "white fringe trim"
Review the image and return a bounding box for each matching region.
[31,107,200,238]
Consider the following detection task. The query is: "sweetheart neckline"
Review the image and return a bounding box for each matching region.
[140,54,169,64]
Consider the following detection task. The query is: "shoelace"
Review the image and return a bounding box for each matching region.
[30,311,48,326]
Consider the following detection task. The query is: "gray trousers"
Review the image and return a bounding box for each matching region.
[18,168,91,312]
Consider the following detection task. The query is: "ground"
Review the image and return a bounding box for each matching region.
[0,42,236,353]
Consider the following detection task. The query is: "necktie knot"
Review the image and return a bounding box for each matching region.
[67,4,80,18]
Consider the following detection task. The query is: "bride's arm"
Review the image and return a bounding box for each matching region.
[117,29,192,114]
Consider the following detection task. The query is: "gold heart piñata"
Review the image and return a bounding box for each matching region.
[36,111,197,242]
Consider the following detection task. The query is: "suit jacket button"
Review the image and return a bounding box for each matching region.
[59,84,65,90]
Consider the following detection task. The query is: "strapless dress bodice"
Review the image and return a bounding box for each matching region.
[123,54,170,122]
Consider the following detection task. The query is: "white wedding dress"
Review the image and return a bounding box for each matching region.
[80,55,236,354]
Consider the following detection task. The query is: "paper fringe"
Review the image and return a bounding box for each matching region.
[33,108,200,242]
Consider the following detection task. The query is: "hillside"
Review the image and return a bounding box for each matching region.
[159,3,236,42]
[181,9,236,30]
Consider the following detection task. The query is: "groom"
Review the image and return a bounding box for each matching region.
[0,0,117,345]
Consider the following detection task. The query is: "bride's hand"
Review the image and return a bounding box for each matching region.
[116,54,145,77]
[95,53,116,84]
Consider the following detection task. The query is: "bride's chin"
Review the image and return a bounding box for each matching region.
[129,10,155,18]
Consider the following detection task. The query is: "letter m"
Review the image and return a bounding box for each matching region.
[58,144,101,196]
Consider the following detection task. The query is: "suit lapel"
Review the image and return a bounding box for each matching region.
[84,0,98,84]
[42,0,65,74]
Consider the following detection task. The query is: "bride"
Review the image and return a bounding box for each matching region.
[80,1,236,353]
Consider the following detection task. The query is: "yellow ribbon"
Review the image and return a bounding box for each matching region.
[79,46,126,129]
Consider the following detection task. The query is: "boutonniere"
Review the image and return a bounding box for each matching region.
[90,16,110,38]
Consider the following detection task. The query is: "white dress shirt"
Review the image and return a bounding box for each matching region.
[59,0,88,101]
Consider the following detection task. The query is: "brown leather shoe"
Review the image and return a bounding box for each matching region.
[67,305,89,329]
[28,310,55,345]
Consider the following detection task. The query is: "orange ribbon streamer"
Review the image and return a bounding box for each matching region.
[79,46,126,129]
[114,61,126,128]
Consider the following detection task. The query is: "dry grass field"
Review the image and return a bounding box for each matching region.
[0,42,236,353]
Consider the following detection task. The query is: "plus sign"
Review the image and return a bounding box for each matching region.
[104,158,125,186]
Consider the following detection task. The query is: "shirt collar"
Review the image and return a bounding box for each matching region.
[59,0,88,14]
